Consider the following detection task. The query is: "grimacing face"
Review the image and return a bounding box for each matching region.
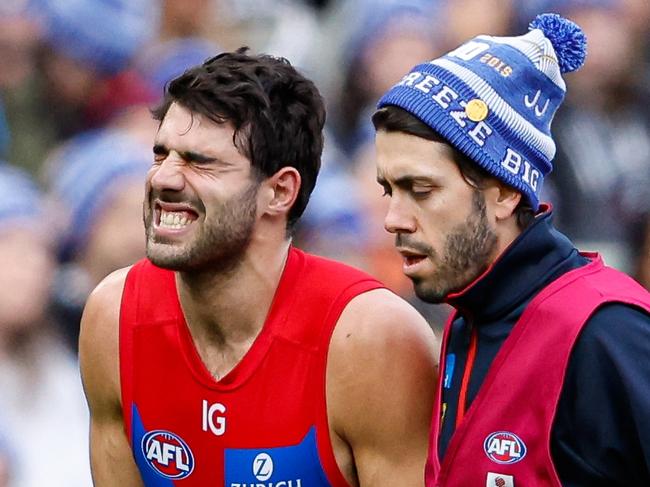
[144,102,261,273]
[375,130,498,303]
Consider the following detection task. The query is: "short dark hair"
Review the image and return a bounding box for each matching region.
[152,47,326,232]
[372,105,535,230]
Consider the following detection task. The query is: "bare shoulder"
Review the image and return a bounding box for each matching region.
[331,288,439,368]
[327,288,439,485]
[79,266,131,414]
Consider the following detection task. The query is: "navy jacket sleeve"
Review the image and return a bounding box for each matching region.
[552,303,650,486]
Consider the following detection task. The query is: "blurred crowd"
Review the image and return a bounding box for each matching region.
[0,0,648,485]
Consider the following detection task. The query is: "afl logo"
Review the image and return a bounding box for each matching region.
[141,430,195,479]
[483,431,527,464]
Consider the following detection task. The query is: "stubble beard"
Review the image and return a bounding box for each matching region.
[144,183,260,274]
[410,190,498,303]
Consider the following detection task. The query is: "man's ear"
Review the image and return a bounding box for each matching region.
[262,167,301,218]
[484,180,522,221]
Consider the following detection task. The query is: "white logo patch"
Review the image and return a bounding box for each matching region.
[253,452,273,481]
[486,472,514,487]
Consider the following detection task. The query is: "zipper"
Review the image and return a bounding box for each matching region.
[455,322,478,427]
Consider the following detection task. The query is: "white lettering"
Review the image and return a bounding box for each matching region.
[162,442,175,466]
[450,101,468,127]
[202,400,227,436]
[146,440,162,463]
[228,479,303,487]
[487,438,521,458]
[508,441,521,458]
[175,446,190,471]
[414,75,440,94]
[487,438,501,455]
[399,72,422,87]
[500,149,540,190]
[530,169,540,191]
[522,160,532,183]
[501,148,522,174]
[432,86,458,109]
[447,41,490,61]
[468,121,493,146]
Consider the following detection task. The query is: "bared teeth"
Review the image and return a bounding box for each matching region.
[160,210,191,229]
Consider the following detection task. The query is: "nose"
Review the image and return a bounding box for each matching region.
[149,154,185,193]
[384,195,416,235]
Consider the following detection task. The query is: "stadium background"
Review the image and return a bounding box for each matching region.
[0,0,648,485]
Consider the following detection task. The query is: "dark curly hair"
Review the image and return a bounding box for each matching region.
[152,47,326,232]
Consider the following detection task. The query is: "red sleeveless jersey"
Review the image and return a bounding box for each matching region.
[426,255,650,487]
[119,247,384,486]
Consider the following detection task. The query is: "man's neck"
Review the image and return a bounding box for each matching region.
[175,239,291,349]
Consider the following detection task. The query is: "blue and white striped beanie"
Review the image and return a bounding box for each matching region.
[47,129,149,260]
[377,13,587,210]
[0,162,42,233]
[35,0,159,75]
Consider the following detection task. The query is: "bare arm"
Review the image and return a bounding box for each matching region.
[79,268,144,486]
[327,289,439,486]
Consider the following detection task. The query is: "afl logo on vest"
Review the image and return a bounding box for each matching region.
[141,430,195,479]
[483,431,527,464]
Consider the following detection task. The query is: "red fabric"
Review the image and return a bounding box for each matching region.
[426,254,650,487]
[120,247,384,485]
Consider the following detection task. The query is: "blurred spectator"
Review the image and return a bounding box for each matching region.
[0,162,90,487]
[441,0,516,49]
[46,129,150,351]
[0,421,12,487]
[159,0,217,40]
[330,0,442,155]
[517,0,650,285]
[135,37,219,99]
[296,136,367,266]
[32,0,157,143]
[0,3,49,174]
[0,100,9,159]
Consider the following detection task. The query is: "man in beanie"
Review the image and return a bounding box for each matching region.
[79,49,437,486]
[373,13,650,486]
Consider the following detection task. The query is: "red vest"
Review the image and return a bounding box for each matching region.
[120,247,383,486]
[426,255,650,487]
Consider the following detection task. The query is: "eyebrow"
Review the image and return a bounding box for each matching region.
[153,143,218,164]
[377,174,434,187]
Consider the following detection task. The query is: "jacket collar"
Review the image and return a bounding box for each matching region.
[445,209,579,322]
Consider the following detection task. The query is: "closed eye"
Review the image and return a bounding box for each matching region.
[153,144,168,163]
[411,185,434,199]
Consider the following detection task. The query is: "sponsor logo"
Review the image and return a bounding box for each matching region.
[202,399,227,436]
[225,427,327,486]
[484,431,527,465]
[141,430,194,479]
[253,453,273,481]
[486,472,514,487]
[229,452,301,487]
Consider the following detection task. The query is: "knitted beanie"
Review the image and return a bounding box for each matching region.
[377,13,587,209]
[0,162,42,234]
[47,129,150,260]
[36,0,158,75]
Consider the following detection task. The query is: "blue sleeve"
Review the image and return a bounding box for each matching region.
[552,303,650,486]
